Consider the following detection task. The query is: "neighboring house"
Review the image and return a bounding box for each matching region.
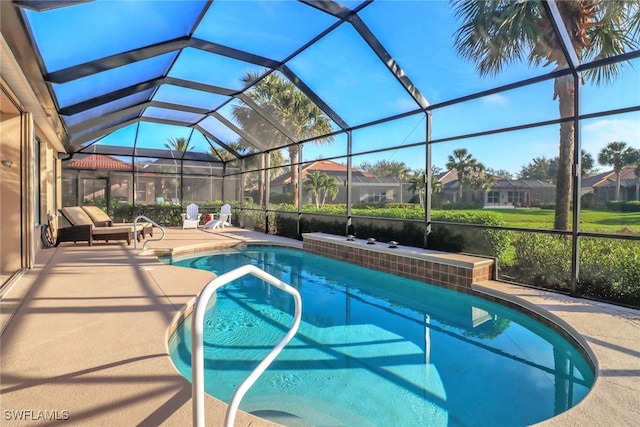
[148,156,235,203]
[438,164,640,207]
[64,153,239,206]
[483,179,556,208]
[62,153,156,205]
[437,170,555,207]
[581,165,640,202]
[270,160,415,204]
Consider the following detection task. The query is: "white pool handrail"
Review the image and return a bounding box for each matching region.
[132,215,166,250]
[191,264,302,427]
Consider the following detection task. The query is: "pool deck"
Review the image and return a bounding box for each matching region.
[1,227,638,426]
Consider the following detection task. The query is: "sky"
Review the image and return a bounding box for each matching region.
[25,0,640,177]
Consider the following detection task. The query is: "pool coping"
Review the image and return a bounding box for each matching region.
[1,227,638,426]
[470,280,639,427]
[160,234,638,427]
[153,233,640,427]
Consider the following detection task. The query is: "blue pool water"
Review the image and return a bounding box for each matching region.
[167,246,594,427]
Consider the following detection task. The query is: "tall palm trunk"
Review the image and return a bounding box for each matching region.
[553,75,575,231]
[258,154,266,207]
[289,145,300,207]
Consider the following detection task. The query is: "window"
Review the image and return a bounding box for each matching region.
[362,192,386,202]
[508,191,527,204]
[487,191,499,204]
[136,181,147,203]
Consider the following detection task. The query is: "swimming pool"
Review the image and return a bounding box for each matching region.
[167,246,594,426]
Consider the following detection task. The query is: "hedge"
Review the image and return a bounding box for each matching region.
[506,233,640,307]
[273,208,511,260]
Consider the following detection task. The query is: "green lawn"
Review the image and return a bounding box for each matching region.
[482,208,640,234]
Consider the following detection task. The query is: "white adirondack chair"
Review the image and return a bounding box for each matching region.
[204,204,232,229]
[181,203,201,229]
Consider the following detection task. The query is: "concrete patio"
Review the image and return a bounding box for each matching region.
[1,227,638,426]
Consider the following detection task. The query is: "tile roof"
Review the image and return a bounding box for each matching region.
[65,154,132,170]
[271,160,374,185]
[583,165,639,188]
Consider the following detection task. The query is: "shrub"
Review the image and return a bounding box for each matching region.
[439,201,482,210]
[507,233,640,307]
[272,208,511,260]
[107,200,241,226]
[275,215,299,239]
[625,200,640,212]
[581,192,596,209]
[508,233,572,292]
[110,203,183,226]
[431,211,512,259]
[607,200,640,212]
[270,192,293,204]
[350,220,425,247]
[578,238,640,306]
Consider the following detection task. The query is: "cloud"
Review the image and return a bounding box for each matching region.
[481,93,510,107]
[582,118,640,155]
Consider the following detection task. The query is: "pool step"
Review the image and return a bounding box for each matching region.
[245,394,376,427]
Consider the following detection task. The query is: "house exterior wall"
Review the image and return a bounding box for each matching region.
[0,90,24,277]
[594,184,640,202]
[1,44,64,279]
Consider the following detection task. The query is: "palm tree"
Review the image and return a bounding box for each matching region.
[446,148,479,202]
[519,150,595,182]
[451,0,640,230]
[408,170,427,208]
[408,168,442,208]
[236,71,334,207]
[231,102,277,206]
[320,175,339,208]
[164,137,192,152]
[358,160,411,180]
[598,141,637,201]
[466,163,495,203]
[303,171,339,208]
[160,137,192,200]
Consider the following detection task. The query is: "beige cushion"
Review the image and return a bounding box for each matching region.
[115,223,145,231]
[60,207,93,226]
[92,226,132,236]
[82,205,112,223]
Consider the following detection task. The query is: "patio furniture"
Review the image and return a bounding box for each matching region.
[81,205,152,238]
[181,203,201,229]
[59,207,133,246]
[204,204,232,230]
[48,213,93,247]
